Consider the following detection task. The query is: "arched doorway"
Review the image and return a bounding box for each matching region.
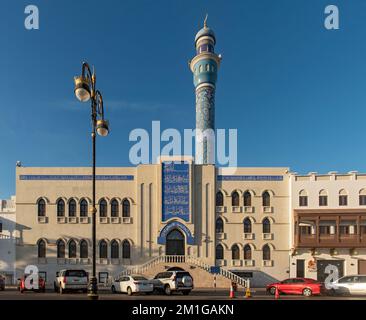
[166,229,185,256]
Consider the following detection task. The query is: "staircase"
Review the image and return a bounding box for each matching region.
[120,255,250,288]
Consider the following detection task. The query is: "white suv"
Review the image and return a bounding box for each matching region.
[54,269,88,294]
[152,270,193,295]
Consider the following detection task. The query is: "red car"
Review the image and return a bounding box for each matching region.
[266,278,323,297]
[18,274,46,293]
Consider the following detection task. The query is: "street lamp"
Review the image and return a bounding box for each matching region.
[74,61,109,300]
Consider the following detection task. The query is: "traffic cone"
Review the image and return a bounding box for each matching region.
[229,283,235,298]
[275,286,280,299]
[244,287,251,298]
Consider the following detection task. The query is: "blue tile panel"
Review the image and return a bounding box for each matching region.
[162,162,190,222]
[19,175,134,181]
[217,175,284,181]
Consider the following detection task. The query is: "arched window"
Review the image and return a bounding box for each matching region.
[80,240,88,258]
[244,191,252,207]
[263,244,271,261]
[111,240,119,259]
[216,217,224,233]
[38,239,46,258]
[231,191,239,206]
[216,191,224,206]
[319,189,328,206]
[69,199,76,217]
[231,244,240,260]
[37,199,46,217]
[99,240,107,259]
[111,199,119,217]
[262,191,270,207]
[216,244,224,260]
[263,218,271,234]
[99,199,107,217]
[244,218,252,233]
[57,239,65,258]
[299,190,308,207]
[57,199,65,217]
[122,240,131,259]
[68,240,76,258]
[339,189,348,206]
[122,199,130,217]
[80,199,88,217]
[244,244,252,260]
[360,189,366,206]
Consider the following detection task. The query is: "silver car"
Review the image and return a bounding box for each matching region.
[329,275,366,295]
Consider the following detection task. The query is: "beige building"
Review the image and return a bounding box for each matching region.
[290,171,366,282]
[15,160,291,287]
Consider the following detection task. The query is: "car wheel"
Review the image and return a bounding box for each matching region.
[164,285,172,296]
[269,287,276,295]
[111,286,116,294]
[303,288,312,297]
[182,290,190,296]
[127,287,133,296]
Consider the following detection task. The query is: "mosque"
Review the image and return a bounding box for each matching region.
[12,19,366,287]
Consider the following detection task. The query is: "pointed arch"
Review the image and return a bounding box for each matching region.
[231,244,240,260]
[262,191,271,207]
[231,191,240,206]
[244,244,252,260]
[37,239,46,258]
[216,217,224,233]
[111,239,120,259]
[243,217,252,233]
[216,191,224,206]
[122,239,131,259]
[80,239,88,258]
[216,244,224,260]
[56,239,65,258]
[122,198,131,217]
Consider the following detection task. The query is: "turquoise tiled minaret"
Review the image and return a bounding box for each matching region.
[190,16,222,164]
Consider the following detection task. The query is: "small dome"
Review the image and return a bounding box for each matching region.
[195,26,216,44]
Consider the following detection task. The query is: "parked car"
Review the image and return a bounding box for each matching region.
[0,275,5,291]
[111,275,153,295]
[266,278,323,297]
[327,275,366,296]
[151,270,193,295]
[54,269,88,294]
[18,274,46,293]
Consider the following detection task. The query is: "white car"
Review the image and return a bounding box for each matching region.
[328,275,366,295]
[151,270,193,295]
[54,269,88,294]
[111,275,153,295]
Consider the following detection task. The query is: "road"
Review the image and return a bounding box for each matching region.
[1,287,366,300]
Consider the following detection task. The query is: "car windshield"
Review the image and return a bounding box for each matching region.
[177,272,191,278]
[132,276,147,281]
[65,270,87,277]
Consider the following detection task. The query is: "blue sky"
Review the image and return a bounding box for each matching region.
[1,0,366,198]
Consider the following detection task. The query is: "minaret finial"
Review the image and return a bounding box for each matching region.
[204,14,208,28]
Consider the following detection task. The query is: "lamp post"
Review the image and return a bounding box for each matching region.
[74,61,109,300]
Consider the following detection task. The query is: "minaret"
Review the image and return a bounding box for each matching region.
[190,15,221,164]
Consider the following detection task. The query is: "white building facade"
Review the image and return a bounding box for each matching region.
[0,196,16,284]
[290,172,366,282]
